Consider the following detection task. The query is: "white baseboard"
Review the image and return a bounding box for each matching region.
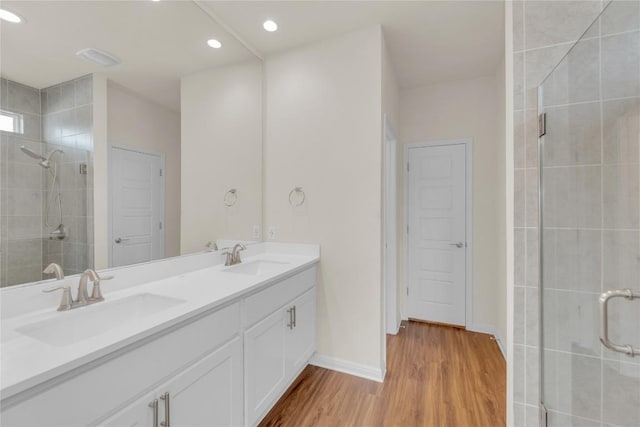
[467,323,506,360]
[386,321,401,335]
[309,354,384,383]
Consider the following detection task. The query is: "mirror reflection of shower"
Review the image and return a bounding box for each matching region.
[20,146,67,240]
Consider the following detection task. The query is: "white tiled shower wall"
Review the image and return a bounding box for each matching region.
[513,0,639,425]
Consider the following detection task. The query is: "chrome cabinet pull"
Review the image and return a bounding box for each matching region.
[292,305,297,328]
[286,308,293,330]
[148,399,159,427]
[160,392,170,427]
[599,288,639,357]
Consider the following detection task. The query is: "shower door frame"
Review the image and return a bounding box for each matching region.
[537,85,547,427]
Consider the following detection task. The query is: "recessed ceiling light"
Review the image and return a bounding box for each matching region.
[207,39,222,49]
[0,9,22,23]
[263,20,278,32]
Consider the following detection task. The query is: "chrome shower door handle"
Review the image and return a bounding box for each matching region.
[449,242,464,248]
[599,288,639,357]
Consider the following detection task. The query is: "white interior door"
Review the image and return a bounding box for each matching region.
[111,146,163,267]
[407,143,467,326]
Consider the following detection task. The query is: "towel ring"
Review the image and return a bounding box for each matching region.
[289,187,305,207]
[224,188,238,207]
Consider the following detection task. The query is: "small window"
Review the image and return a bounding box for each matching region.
[0,110,24,134]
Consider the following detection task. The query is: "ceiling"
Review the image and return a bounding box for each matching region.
[0,0,257,111]
[200,1,505,89]
[0,1,505,111]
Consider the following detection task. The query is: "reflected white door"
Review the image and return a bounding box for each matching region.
[111,147,163,267]
[407,143,466,326]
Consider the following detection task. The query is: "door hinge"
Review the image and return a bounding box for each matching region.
[538,113,547,137]
[159,222,163,230]
[159,169,163,177]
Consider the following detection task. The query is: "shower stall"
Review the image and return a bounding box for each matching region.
[0,75,94,286]
[538,1,640,425]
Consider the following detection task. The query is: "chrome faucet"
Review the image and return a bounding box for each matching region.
[43,269,113,311]
[43,263,64,279]
[224,243,247,266]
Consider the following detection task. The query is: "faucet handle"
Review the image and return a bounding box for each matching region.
[43,286,73,311]
[90,274,114,302]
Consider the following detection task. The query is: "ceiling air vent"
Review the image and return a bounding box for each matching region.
[76,48,121,67]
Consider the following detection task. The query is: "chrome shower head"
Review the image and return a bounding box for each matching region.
[20,146,47,162]
[20,146,63,169]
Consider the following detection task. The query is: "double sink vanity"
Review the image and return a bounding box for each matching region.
[1,243,320,427]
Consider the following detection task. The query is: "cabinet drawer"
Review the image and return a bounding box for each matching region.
[2,302,241,427]
[243,266,316,328]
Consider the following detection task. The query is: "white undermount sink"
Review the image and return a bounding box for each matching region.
[16,293,186,347]
[223,260,289,276]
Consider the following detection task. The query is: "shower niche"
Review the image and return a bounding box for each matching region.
[1,75,94,286]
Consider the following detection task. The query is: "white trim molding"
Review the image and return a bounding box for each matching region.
[383,115,400,337]
[309,354,385,383]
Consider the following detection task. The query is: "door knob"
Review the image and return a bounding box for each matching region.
[114,237,130,244]
[449,242,464,248]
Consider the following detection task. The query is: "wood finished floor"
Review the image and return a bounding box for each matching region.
[259,321,506,427]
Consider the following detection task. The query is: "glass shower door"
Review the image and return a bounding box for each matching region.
[539,1,640,426]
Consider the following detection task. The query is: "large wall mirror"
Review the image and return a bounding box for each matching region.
[0,0,263,287]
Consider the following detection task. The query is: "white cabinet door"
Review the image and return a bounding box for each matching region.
[167,336,243,427]
[244,309,287,426]
[286,288,316,378]
[101,391,157,427]
[101,336,243,427]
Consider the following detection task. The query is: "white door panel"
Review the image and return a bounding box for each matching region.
[408,143,466,326]
[111,147,163,267]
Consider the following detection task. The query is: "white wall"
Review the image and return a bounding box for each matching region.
[382,37,400,132]
[398,67,507,340]
[180,59,262,254]
[263,26,385,376]
[107,81,181,258]
[93,73,108,269]
[496,56,507,348]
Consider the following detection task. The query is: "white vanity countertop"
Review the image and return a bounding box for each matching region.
[0,243,319,400]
